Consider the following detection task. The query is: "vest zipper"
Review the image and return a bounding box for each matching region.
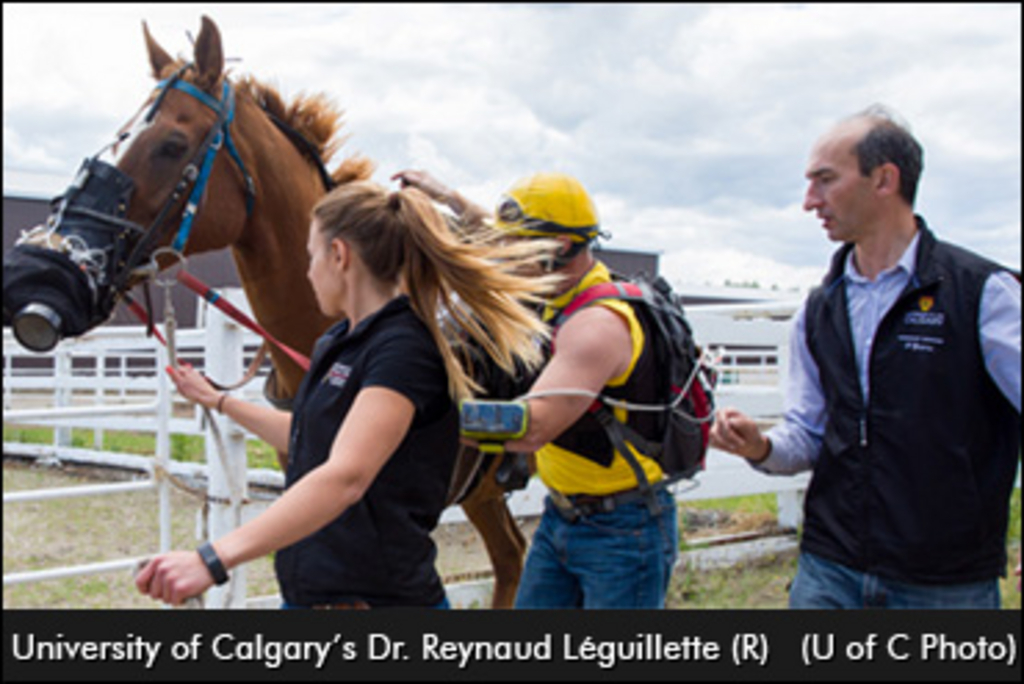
[859,416,868,447]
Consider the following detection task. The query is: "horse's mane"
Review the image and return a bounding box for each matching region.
[236,75,376,184]
[236,76,343,162]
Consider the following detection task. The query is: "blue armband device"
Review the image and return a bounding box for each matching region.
[459,400,529,453]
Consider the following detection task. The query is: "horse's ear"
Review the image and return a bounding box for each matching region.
[143,21,174,79]
[193,15,224,92]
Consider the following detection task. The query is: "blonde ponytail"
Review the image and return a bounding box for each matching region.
[312,181,558,401]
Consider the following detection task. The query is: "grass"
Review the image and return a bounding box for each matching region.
[3,425,282,471]
[668,552,796,609]
[685,492,779,517]
[4,429,1019,610]
[671,488,1021,610]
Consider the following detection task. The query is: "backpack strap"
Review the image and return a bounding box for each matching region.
[552,281,667,514]
[551,281,644,330]
[590,403,666,515]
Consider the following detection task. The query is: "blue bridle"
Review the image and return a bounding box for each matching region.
[147,68,256,252]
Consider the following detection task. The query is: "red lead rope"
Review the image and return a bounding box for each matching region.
[123,271,311,372]
[174,271,311,371]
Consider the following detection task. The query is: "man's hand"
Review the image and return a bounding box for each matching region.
[709,407,772,463]
[391,170,455,205]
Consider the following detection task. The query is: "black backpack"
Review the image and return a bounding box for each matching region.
[551,273,716,497]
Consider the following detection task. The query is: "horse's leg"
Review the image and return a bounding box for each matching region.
[460,458,527,609]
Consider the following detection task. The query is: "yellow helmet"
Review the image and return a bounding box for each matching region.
[494,172,600,243]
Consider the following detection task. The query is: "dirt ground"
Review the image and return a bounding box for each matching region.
[2,457,778,609]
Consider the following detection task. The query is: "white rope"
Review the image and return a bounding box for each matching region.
[159,267,243,607]
[516,347,720,424]
[16,225,108,284]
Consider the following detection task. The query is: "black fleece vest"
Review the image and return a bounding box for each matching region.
[801,220,1020,584]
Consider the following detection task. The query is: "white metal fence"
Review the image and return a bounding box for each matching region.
[3,289,808,608]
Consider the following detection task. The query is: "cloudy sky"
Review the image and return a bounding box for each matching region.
[3,3,1020,294]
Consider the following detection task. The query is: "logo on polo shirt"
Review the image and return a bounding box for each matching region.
[324,362,352,388]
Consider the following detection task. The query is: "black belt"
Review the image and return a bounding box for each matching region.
[547,482,666,521]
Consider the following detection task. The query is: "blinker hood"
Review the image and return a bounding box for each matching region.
[3,157,139,352]
[3,245,109,351]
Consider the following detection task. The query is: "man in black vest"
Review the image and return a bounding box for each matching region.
[710,105,1021,608]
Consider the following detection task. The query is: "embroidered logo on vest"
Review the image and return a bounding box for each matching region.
[903,296,945,328]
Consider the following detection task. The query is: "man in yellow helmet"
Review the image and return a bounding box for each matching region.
[395,169,679,608]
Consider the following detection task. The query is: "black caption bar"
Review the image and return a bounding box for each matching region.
[4,609,1021,682]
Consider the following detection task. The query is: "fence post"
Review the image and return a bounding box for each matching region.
[203,303,249,609]
[776,489,804,530]
[94,351,106,449]
[155,343,172,555]
[769,328,806,531]
[3,348,12,411]
[54,347,73,450]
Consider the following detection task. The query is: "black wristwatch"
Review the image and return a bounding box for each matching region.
[197,542,229,586]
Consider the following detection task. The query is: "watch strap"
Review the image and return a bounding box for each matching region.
[197,542,229,586]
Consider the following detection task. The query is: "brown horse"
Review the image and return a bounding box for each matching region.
[6,16,527,608]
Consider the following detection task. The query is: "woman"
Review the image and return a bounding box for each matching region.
[135,180,555,608]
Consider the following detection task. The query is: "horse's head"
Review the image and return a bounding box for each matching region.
[3,16,254,351]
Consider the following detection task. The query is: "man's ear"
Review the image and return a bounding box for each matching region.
[875,162,900,197]
[556,236,574,256]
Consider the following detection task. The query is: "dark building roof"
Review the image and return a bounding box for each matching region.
[5,194,241,327]
[4,195,662,327]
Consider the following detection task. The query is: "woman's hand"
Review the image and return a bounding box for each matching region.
[166,362,222,410]
[134,550,214,606]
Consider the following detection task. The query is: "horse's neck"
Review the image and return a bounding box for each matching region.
[230,165,333,397]
[231,243,329,398]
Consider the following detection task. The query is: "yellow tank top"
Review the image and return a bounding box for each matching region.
[536,261,664,495]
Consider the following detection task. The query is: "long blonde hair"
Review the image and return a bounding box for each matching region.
[312,180,558,401]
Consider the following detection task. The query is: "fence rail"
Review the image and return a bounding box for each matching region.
[3,289,808,608]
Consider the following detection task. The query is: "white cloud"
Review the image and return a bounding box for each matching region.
[3,3,1020,284]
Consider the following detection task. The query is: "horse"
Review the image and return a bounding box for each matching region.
[2,15,527,609]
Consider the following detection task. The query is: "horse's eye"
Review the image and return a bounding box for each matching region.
[158,138,189,160]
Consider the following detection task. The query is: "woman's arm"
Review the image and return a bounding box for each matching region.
[167,363,292,453]
[135,386,415,605]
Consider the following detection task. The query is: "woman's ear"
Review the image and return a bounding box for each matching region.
[331,238,350,270]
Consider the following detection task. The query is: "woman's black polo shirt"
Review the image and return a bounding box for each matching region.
[275,295,458,607]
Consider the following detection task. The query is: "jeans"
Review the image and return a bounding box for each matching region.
[514,488,678,609]
[789,551,1001,609]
